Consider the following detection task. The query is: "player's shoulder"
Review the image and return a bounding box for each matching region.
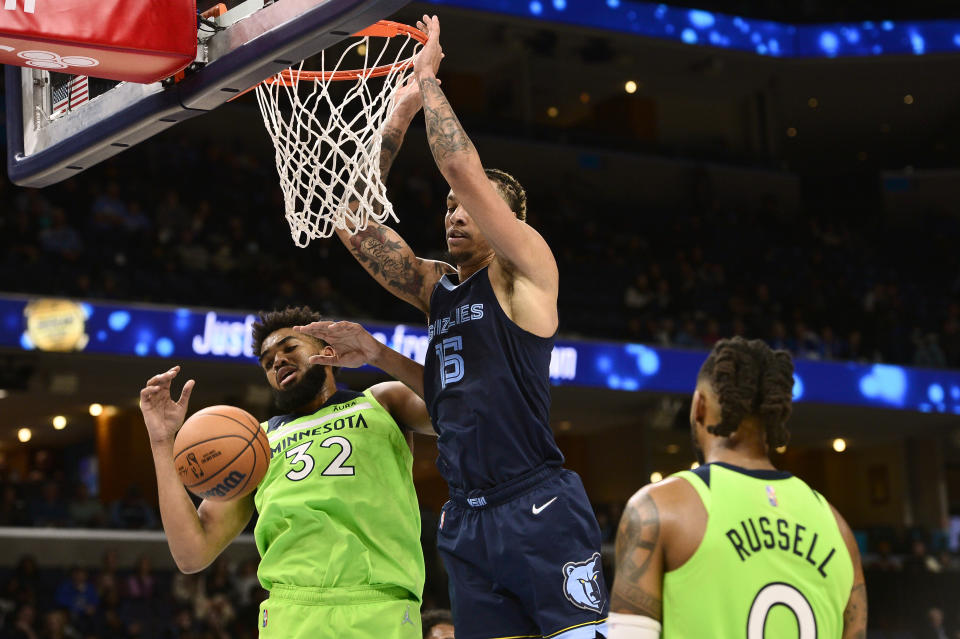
[366,381,411,410]
[624,475,703,524]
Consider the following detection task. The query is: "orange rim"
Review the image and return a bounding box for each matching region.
[266,20,426,85]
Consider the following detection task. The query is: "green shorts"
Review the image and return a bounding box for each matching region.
[257,584,421,639]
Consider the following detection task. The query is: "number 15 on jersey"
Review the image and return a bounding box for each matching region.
[435,336,464,388]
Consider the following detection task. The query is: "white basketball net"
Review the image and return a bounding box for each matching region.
[255,33,419,247]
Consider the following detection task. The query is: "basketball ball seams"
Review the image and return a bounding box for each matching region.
[253,427,271,464]
[200,411,258,437]
[175,405,269,500]
[179,437,256,489]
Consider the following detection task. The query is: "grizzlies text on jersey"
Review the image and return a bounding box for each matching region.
[423,266,564,490]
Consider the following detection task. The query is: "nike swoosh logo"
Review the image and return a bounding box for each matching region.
[532,496,558,515]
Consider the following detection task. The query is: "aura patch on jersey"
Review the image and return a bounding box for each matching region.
[562,552,605,613]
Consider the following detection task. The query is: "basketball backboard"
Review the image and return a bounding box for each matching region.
[5,0,409,188]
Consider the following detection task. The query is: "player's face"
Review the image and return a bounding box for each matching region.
[259,329,321,392]
[260,328,333,412]
[445,189,493,265]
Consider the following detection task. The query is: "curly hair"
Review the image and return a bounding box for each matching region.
[421,609,454,638]
[251,306,326,359]
[697,337,794,449]
[485,168,527,221]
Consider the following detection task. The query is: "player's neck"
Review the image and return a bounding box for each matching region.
[704,447,776,472]
[298,382,339,414]
[456,253,495,283]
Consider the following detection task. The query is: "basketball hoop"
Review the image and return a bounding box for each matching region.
[254,20,427,247]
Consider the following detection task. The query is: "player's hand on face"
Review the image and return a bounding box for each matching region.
[415,15,443,78]
[295,321,383,369]
[139,366,195,445]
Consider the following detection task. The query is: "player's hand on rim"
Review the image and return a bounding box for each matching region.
[139,365,195,445]
[414,15,442,78]
[294,321,382,369]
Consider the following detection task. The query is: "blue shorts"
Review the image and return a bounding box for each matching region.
[437,466,609,639]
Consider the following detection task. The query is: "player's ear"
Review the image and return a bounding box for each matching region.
[320,344,336,358]
[692,389,707,428]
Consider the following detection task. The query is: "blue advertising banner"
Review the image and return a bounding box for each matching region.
[2,295,960,415]
[426,0,960,59]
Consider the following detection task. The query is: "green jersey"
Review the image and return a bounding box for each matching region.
[254,389,424,601]
[663,463,853,639]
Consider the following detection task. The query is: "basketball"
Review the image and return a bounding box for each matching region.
[173,405,270,502]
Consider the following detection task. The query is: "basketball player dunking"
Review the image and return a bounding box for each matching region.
[609,338,867,638]
[309,15,609,639]
[140,307,435,639]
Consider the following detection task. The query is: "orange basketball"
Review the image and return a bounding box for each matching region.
[173,405,270,502]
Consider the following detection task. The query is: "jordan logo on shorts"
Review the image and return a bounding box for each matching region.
[401,604,413,625]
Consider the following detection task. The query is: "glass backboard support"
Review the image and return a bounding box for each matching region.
[5,0,409,188]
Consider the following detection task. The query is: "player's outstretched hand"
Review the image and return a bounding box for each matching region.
[139,365,195,445]
[295,321,383,369]
[415,15,442,78]
[392,75,423,114]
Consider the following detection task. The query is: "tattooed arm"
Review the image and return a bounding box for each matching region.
[337,224,454,314]
[414,16,558,296]
[335,77,454,314]
[611,488,664,621]
[832,504,868,639]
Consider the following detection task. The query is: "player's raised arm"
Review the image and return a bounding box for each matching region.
[140,366,254,574]
[335,76,454,314]
[414,15,559,294]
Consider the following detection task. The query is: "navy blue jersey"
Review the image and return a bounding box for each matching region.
[423,266,564,490]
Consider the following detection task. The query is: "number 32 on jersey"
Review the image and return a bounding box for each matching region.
[284,436,355,481]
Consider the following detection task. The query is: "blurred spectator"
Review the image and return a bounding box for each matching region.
[39,209,83,260]
[124,556,156,600]
[3,603,39,639]
[919,607,950,639]
[231,559,260,609]
[110,485,157,530]
[866,540,903,572]
[914,331,948,368]
[29,481,69,528]
[904,540,941,574]
[41,609,78,639]
[53,567,97,622]
[163,606,200,639]
[0,486,28,527]
[67,485,105,529]
[421,609,455,639]
[205,559,231,599]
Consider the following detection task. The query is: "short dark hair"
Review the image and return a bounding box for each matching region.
[251,306,324,359]
[421,609,454,638]
[697,337,793,449]
[485,168,527,221]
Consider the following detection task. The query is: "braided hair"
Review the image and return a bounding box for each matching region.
[485,168,527,221]
[698,337,794,449]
